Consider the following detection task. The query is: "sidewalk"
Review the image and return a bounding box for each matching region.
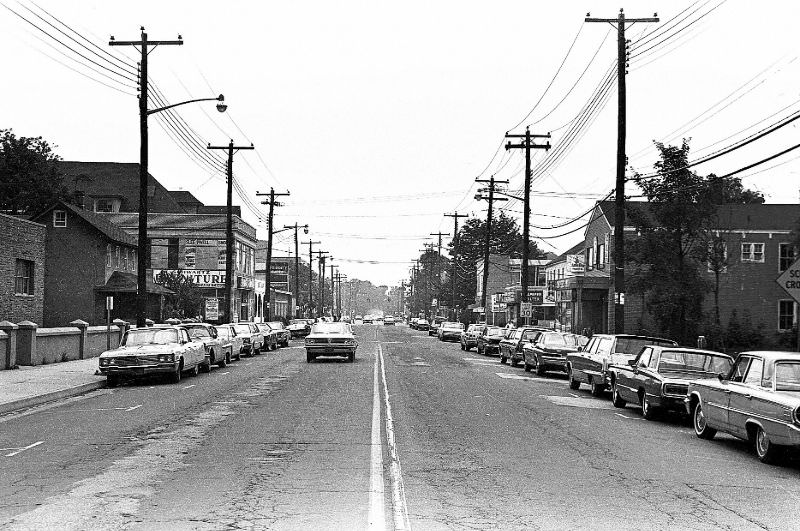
[0,358,106,415]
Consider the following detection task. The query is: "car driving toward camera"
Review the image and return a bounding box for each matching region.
[305,321,358,363]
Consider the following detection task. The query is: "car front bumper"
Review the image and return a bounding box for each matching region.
[306,346,356,356]
[539,356,568,371]
[99,362,178,376]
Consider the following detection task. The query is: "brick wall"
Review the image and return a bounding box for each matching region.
[0,214,45,324]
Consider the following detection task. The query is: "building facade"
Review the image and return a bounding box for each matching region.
[475,254,555,326]
[0,214,45,324]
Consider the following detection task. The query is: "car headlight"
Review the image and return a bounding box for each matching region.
[99,358,110,367]
[243,338,250,343]
[157,354,175,363]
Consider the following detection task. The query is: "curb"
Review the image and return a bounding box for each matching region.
[0,380,107,416]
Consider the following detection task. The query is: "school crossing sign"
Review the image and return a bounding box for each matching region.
[776,257,800,303]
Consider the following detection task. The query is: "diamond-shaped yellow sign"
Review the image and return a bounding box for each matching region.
[776,257,800,303]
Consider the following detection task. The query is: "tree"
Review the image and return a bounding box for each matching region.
[158,270,204,318]
[0,129,70,214]
[628,140,763,344]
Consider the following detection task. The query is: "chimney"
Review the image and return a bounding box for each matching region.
[74,190,85,209]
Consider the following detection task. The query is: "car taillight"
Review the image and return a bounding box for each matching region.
[793,406,800,426]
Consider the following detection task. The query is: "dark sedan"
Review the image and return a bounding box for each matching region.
[476,326,505,356]
[499,327,547,367]
[523,332,588,375]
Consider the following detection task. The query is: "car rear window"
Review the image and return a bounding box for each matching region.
[541,333,567,347]
[311,323,350,335]
[775,362,800,391]
[614,337,675,355]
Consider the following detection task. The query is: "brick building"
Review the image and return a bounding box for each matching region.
[31,201,172,326]
[474,254,555,325]
[0,214,45,324]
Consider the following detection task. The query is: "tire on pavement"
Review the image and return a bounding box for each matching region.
[611,379,627,408]
[567,366,580,390]
[692,401,716,440]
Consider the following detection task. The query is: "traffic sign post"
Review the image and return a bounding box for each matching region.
[520,302,533,318]
[776,257,800,352]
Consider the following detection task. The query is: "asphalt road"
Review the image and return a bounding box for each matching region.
[1,324,800,530]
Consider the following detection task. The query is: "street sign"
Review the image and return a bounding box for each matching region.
[106,296,114,311]
[520,302,532,317]
[205,298,219,321]
[777,257,800,303]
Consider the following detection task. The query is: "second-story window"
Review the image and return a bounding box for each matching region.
[780,243,796,272]
[167,238,179,269]
[741,242,764,263]
[106,244,112,267]
[122,248,128,270]
[53,210,66,227]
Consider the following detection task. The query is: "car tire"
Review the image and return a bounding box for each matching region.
[500,353,507,364]
[754,425,782,464]
[460,342,465,351]
[200,355,212,373]
[590,380,605,397]
[168,361,183,384]
[534,356,546,376]
[235,350,242,361]
[611,380,627,408]
[188,363,200,377]
[509,356,517,367]
[218,353,227,368]
[347,352,355,363]
[524,362,532,372]
[567,366,580,390]
[107,375,120,388]
[306,352,314,363]
[640,392,658,420]
[693,402,716,440]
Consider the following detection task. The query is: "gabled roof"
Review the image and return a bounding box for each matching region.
[31,201,137,247]
[99,212,257,239]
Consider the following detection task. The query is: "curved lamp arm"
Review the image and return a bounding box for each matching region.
[148,94,224,116]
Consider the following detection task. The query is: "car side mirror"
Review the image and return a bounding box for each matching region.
[577,346,583,352]
[717,373,726,383]
[627,359,637,367]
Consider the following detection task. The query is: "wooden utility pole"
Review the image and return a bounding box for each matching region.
[430,231,450,316]
[302,241,321,316]
[254,188,290,322]
[317,251,329,318]
[110,28,182,328]
[586,8,658,333]
[208,140,255,323]
[285,224,309,318]
[505,127,551,325]
[475,177,508,315]
[419,246,435,319]
[445,212,469,320]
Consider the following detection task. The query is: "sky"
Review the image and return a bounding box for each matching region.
[2,0,799,287]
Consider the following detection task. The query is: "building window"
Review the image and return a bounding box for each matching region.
[53,210,66,227]
[741,242,764,263]
[114,245,120,268]
[167,238,179,269]
[122,248,128,270]
[106,244,112,267]
[131,251,137,273]
[779,300,796,331]
[14,259,34,295]
[596,242,605,269]
[780,243,796,272]
[95,198,114,212]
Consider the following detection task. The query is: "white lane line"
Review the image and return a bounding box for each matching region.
[218,371,230,375]
[4,441,44,457]
[369,347,386,531]
[614,412,645,421]
[125,405,142,412]
[378,344,411,530]
[182,384,196,389]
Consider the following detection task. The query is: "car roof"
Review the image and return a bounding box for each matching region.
[648,346,732,358]
[737,350,800,362]
[590,333,676,343]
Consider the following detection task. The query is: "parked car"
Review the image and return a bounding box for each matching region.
[438,321,465,342]
[215,323,243,362]
[287,318,313,338]
[98,326,205,385]
[363,315,374,324]
[609,346,733,420]
[566,334,678,397]
[522,332,588,374]
[476,326,505,356]
[499,327,547,366]
[460,324,483,351]
[232,322,263,356]
[384,316,396,325]
[257,322,279,351]
[180,323,228,371]
[686,351,800,464]
[416,319,430,331]
[305,321,358,363]
[428,317,445,336]
[267,321,291,347]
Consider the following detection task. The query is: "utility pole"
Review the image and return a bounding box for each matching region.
[430,231,450,317]
[586,8,659,333]
[505,127,551,325]
[475,176,509,317]
[208,140,255,323]
[285,224,309,318]
[444,212,468,320]
[419,245,435,319]
[110,28,183,328]
[317,251,329,318]
[303,241,321,316]
[254,188,290,322]
[330,263,337,318]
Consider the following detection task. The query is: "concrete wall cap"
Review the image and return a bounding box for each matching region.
[69,319,90,328]
[0,321,19,330]
[37,327,81,336]
[112,319,128,325]
[0,330,7,339]
[16,321,38,329]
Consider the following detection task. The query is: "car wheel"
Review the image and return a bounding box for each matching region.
[200,356,212,373]
[590,380,605,397]
[534,356,546,376]
[693,402,716,440]
[460,342,465,351]
[218,353,228,368]
[169,361,183,383]
[754,425,782,464]
[509,356,517,367]
[347,352,355,363]
[306,352,314,363]
[640,392,658,420]
[107,375,120,388]
[188,363,200,377]
[500,353,507,364]
[235,350,242,361]
[524,360,532,372]
[567,366,580,390]
[611,380,627,408]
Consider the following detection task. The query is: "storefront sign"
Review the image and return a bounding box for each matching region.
[567,254,586,274]
[528,290,544,305]
[152,269,226,288]
[238,275,255,289]
[205,298,219,320]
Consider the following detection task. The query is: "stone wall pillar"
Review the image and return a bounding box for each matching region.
[0,321,18,369]
[70,319,89,359]
[16,321,38,366]
[112,319,128,343]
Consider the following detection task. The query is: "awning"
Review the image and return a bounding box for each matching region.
[95,271,174,295]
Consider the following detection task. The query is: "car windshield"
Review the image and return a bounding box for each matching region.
[183,326,211,338]
[486,327,504,337]
[614,337,675,355]
[289,320,307,325]
[233,324,250,334]
[216,327,230,338]
[311,323,350,335]
[541,333,567,347]
[565,334,589,347]
[775,362,800,391]
[443,322,464,330]
[657,350,733,373]
[268,322,285,329]
[123,329,179,346]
